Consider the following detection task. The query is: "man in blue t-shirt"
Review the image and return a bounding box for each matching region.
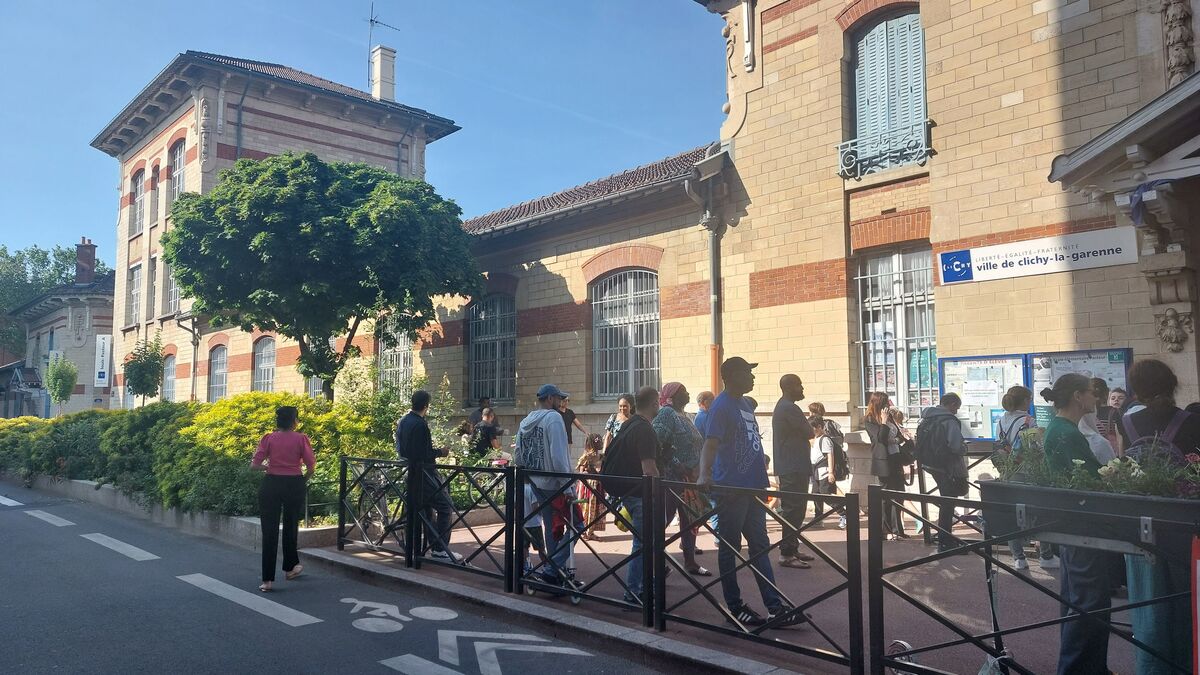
[697,357,805,629]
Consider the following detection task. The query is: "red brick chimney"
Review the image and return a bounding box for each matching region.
[75,237,97,285]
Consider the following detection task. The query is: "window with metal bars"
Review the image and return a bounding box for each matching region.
[252,338,275,392]
[468,296,516,403]
[162,355,176,403]
[855,249,937,419]
[377,315,414,391]
[207,346,227,402]
[591,270,659,399]
[165,262,180,315]
[125,265,142,326]
[306,376,325,399]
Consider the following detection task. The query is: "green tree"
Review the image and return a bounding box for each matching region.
[161,152,482,399]
[0,245,111,356]
[44,355,78,415]
[124,332,165,405]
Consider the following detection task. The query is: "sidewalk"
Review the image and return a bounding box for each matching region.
[306,506,1142,674]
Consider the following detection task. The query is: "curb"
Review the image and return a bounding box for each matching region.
[300,547,805,675]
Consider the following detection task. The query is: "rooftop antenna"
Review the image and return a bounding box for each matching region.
[367,1,404,90]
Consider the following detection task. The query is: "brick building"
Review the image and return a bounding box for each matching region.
[5,240,115,417]
[91,47,457,405]
[403,0,1200,441]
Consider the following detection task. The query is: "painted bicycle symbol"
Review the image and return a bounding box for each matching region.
[340,597,459,633]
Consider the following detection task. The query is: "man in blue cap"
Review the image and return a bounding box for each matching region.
[515,383,576,585]
[698,357,805,628]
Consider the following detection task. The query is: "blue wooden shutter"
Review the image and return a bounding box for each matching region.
[855,22,889,141]
[890,13,925,130]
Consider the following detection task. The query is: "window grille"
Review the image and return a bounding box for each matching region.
[591,270,659,398]
[162,355,176,402]
[306,376,324,399]
[468,296,516,403]
[855,249,937,419]
[377,315,414,391]
[126,265,142,326]
[165,263,180,315]
[170,141,186,202]
[207,346,227,402]
[252,338,276,392]
[130,171,145,236]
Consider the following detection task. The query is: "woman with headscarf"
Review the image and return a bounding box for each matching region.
[652,382,709,576]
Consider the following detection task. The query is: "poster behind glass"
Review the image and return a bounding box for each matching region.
[939,356,1027,439]
[1029,349,1130,427]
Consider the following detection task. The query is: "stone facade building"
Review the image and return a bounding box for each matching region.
[5,240,115,417]
[91,47,457,406]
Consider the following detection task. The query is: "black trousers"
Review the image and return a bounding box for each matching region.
[1057,545,1113,674]
[881,455,907,536]
[259,474,306,582]
[777,471,810,558]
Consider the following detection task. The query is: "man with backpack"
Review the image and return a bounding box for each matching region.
[915,393,968,554]
[601,386,661,605]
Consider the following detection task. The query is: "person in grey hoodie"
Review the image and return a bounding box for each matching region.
[514,383,576,584]
[916,393,968,553]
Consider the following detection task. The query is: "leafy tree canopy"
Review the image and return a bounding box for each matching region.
[161,152,482,397]
[124,332,165,401]
[45,355,78,408]
[0,245,112,356]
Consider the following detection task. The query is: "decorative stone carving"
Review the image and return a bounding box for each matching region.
[199,98,212,165]
[1156,307,1194,351]
[1165,0,1195,86]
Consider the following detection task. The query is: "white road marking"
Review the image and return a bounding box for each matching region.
[438,630,547,666]
[0,495,23,506]
[410,606,457,621]
[474,643,590,675]
[352,617,404,633]
[25,510,74,527]
[80,533,160,561]
[379,654,462,674]
[176,573,322,627]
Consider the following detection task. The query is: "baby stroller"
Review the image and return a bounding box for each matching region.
[521,482,583,605]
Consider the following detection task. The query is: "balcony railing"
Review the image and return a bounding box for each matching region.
[837,121,932,179]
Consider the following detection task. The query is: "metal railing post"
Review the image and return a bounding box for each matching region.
[513,468,527,595]
[867,484,886,675]
[337,456,347,551]
[845,492,866,675]
[405,459,420,568]
[503,465,515,593]
[651,476,665,631]
[917,462,933,546]
[642,475,656,629]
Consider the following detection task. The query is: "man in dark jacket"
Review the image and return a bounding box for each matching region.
[396,390,461,562]
[772,374,815,568]
[916,393,967,553]
[602,385,660,604]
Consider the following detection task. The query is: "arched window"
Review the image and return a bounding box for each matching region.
[150,166,160,223]
[162,354,176,402]
[207,346,227,402]
[252,338,276,392]
[591,270,659,398]
[377,316,413,390]
[468,295,517,403]
[130,170,145,236]
[170,140,186,202]
[839,11,929,178]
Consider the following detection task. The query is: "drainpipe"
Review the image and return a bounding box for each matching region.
[175,313,201,401]
[683,147,730,395]
[234,76,253,159]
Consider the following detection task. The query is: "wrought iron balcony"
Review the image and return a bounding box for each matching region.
[837,121,933,179]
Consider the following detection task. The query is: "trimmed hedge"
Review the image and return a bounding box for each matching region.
[0,393,392,517]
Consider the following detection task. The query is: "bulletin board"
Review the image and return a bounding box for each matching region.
[938,355,1028,440]
[1028,348,1132,427]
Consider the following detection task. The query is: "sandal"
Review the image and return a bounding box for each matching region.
[285,565,304,581]
[259,582,273,592]
[686,565,713,577]
[779,557,811,569]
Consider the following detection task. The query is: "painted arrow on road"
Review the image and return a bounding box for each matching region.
[437,630,547,666]
[473,643,589,675]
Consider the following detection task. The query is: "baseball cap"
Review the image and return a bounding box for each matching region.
[720,356,758,378]
[536,384,569,400]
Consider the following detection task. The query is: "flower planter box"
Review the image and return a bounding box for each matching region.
[980,480,1195,562]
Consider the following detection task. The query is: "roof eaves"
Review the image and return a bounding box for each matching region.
[90,53,192,155]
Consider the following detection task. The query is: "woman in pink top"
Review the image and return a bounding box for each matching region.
[250,406,315,592]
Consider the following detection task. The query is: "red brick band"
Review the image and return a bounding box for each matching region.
[836,0,918,30]
[763,26,819,55]
[750,259,852,309]
[763,0,821,24]
[661,280,713,319]
[581,244,664,285]
[850,206,931,252]
[216,143,271,161]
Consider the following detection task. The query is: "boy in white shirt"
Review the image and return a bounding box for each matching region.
[810,419,846,529]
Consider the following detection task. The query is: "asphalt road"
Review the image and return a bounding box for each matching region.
[0,482,658,675]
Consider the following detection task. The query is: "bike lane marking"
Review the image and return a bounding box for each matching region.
[25,510,74,527]
[177,573,323,627]
[81,533,160,561]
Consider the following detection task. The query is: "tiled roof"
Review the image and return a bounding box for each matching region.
[462,145,712,235]
[186,51,456,134]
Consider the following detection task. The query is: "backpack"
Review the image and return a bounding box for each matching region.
[915,414,952,468]
[993,415,1029,457]
[1121,409,1192,466]
[814,419,849,481]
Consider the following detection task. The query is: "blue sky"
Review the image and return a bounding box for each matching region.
[0,1,725,267]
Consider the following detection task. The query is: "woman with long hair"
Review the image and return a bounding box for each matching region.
[863,392,906,539]
[250,405,315,592]
[1040,374,1110,674]
[601,393,636,455]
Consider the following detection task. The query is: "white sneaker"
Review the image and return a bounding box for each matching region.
[1039,555,1060,569]
[838,515,847,530]
[431,549,464,562]
[1014,558,1029,571]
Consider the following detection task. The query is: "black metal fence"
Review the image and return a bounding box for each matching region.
[336,457,1195,675]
